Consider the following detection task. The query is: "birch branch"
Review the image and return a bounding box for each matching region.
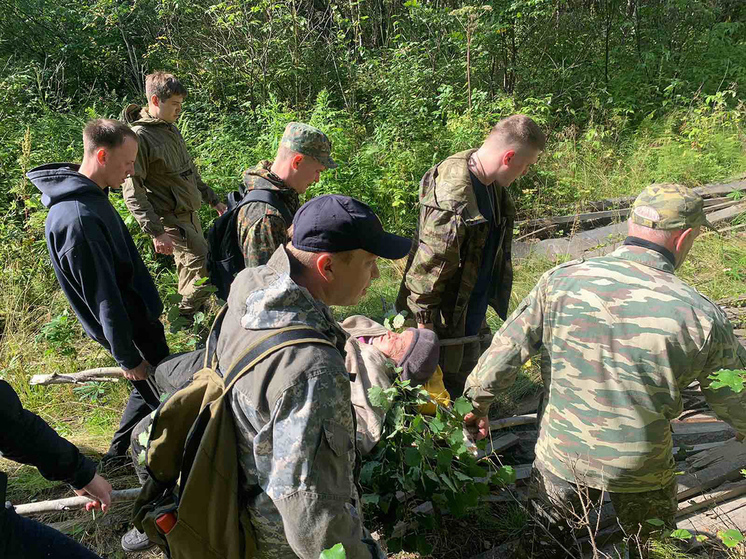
[14,488,141,516]
[29,368,124,386]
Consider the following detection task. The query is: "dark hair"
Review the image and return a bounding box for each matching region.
[83,119,136,154]
[487,114,546,151]
[145,71,188,102]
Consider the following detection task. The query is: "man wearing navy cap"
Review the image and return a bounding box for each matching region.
[215,194,409,558]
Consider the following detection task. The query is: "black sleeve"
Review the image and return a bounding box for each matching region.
[0,381,96,489]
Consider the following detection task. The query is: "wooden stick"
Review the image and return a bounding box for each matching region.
[439,333,493,347]
[14,488,141,516]
[29,368,124,386]
[489,414,538,430]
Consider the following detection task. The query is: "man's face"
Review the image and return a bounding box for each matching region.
[328,249,380,306]
[153,95,184,123]
[290,155,326,194]
[501,147,540,187]
[103,136,138,189]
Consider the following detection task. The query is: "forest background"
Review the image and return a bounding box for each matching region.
[1,0,746,557]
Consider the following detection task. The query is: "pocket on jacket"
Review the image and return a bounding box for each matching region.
[322,419,353,457]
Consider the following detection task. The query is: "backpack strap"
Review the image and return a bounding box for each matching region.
[241,189,293,226]
[203,305,230,370]
[222,326,334,392]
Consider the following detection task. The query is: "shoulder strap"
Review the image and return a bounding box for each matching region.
[241,189,293,226]
[203,305,230,370]
[223,326,334,391]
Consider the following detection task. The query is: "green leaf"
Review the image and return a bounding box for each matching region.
[319,543,346,559]
[425,470,440,483]
[493,465,516,485]
[695,535,708,542]
[404,447,422,467]
[708,369,746,393]
[440,473,457,492]
[359,461,379,485]
[361,493,379,505]
[454,470,473,482]
[670,528,692,540]
[429,415,445,433]
[392,313,406,330]
[138,430,149,447]
[646,518,665,527]
[368,385,392,412]
[453,397,473,416]
[436,448,453,469]
[717,529,744,548]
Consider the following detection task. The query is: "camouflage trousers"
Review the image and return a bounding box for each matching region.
[518,464,677,559]
[162,212,212,316]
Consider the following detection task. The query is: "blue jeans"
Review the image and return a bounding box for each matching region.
[0,503,101,558]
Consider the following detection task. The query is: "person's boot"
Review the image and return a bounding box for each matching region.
[121,527,155,552]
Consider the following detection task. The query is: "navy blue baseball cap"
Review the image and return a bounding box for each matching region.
[292,194,412,259]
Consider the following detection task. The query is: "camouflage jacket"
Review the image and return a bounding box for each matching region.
[121,104,219,237]
[217,246,382,559]
[464,244,746,492]
[395,149,515,338]
[237,161,299,268]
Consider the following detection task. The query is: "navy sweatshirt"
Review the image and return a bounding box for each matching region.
[28,163,164,370]
[0,380,96,503]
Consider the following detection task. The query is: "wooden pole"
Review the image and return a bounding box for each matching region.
[29,368,123,386]
[14,488,141,516]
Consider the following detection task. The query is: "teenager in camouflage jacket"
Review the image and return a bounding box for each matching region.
[237,122,335,269]
[237,161,300,267]
[463,183,746,553]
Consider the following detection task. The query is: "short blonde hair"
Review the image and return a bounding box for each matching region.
[145,72,188,102]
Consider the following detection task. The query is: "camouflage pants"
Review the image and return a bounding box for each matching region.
[162,212,212,316]
[519,465,677,559]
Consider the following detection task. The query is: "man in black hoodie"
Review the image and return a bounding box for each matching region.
[28,119,170,462]
[1,380,112,558]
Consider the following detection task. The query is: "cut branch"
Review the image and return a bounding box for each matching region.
[14,488,141,516]
[29,368,124,386]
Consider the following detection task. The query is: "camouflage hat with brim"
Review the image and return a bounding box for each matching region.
[630,183,718,233]
[280,122,337,169]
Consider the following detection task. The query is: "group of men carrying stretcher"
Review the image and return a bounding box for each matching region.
[2,71,745,559]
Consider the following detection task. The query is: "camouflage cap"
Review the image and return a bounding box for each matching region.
[630,183,718,232]
[280,122,337,169]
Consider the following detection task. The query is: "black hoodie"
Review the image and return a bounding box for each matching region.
[28,163,164,370]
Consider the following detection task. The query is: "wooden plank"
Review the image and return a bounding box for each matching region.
[490,414,537,431]
[677,480,746,517]
[671,420,735,436]
[678,493,746,536]
[676,440,746,501]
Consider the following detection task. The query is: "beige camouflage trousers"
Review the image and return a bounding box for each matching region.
[162,212,212,316]
[519,464,677,558]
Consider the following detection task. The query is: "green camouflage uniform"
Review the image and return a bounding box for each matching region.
[237,122,335,269]
[215,245,382,559]
[464,185,746,553]
[396,149,515,396]
[121,104,220,316]
[237,161,299,268]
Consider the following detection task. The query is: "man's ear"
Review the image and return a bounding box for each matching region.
[674,227,696,252]
[96,148,107,166]
[502,149,516,166]
[315,253,335,283]
[291,154,304,171]
[150,94,160,108]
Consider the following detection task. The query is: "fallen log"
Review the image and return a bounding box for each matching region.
[14,488,140,516]
[29,368,123,386]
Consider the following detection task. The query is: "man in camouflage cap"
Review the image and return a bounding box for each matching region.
[236,122,335,270]
[396,115,545,398]
[462,183,746,556]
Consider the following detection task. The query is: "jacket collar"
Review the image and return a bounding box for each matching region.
[610,243,676,274]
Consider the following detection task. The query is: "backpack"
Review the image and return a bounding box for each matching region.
[132,306,333,559]
[206,189,293,301]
